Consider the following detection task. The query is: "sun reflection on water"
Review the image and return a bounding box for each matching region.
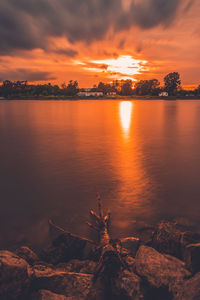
[119,101,133,138]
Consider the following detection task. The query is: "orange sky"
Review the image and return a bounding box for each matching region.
[0,0,199,89]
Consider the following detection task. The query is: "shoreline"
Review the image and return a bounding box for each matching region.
[1,220,200,299]
[1,95,200,101]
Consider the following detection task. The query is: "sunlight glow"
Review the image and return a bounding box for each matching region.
[120,101,133,137]
[90,55,147,80]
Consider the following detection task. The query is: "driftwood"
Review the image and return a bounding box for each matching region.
[89,193,128,278]
[49,193,129,299]
[86,193,130,299]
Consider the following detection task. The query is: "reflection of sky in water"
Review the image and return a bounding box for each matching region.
[119,101,133,138]
[1,100,200,248]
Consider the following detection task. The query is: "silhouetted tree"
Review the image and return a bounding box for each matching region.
[121,80,133,95]
[97,82,116,95]
[195,85,200,96]
[62,80,79,96]
[164,72,181,96]
[134,79,160,96]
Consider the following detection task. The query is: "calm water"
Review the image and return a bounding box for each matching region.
[0,100,200,249]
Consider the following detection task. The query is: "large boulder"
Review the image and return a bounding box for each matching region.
[120,237,140,257]
[32,265,93,299]
[174,272,200,300]
[40,233,96,265]
[135,246,190,293]
[15,246,39,265]
[0,250,32,299]
[152,222,200,259]
[184,243,200,274]
[152,222,183,258]
[112,270,144,300]
[30,289,69,300]
[56,259,97,274]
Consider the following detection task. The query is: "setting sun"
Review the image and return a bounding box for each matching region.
[90,55,148,80]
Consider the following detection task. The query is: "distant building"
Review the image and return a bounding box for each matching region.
[159,92,168,97]
[107,91,117,96]
[78,89,103,97]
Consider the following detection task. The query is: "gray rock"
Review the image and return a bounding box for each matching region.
[112,270,144,300]
[0,250,32,300]
[184,243,200,274]
[30,289,69,300]
[174,272,200,300]
[120,237,140,257]
[152,222,200,259]
[15,246,39,265]
[56,259,97,274]
[135,246,190,292]
[40,233,95,265]
[152,221,182,258]
[32,265,93,299]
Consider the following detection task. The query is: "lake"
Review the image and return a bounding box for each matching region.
[0,99,200,249]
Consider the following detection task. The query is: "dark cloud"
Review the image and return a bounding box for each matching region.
[100,64,108,70]
[54,48,78,57]
[0,0,187,55]
[118,39,126,49]
[0,69,55,82]
[183,0,195,13]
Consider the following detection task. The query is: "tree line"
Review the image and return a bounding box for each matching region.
[0,72,200,98]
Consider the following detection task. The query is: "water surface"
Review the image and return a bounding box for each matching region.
[0,100,200,249]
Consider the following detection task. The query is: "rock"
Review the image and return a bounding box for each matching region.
[30,289,69,300]
[15,246,39,265]
[152,222,200,259]
[56,259,97,274]
[32,265,93,299]
[40,233,95,265]
[112,270,144,300]
[135,246,190,293]
[174,272,200,300]
[152,221,182,258]
[120,237,140,257]
[0,250,32,299]
[184,243,200,274]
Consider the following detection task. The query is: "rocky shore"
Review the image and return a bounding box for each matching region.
[1,221,200,300]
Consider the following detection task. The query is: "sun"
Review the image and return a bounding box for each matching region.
[90,55,147,80]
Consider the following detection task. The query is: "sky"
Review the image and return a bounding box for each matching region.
[0,0,199,88]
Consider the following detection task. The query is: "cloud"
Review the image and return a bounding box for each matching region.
[54,48,78,57]
[0,69,55,82]
[183,0,196,13]
[0,0,187,55]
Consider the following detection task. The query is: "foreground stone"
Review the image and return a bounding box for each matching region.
[0,251,32,300]
[56,259,97,274]
[184,243,200,274]
[152,222,183,258]
[40,233,95,265]
[174,272,200,300]
[15,246,39,266]
[112,270,144,300]
[152,222,200,259]
[135,246,190,293]
[30,289,69,300]
[32,265,93,299]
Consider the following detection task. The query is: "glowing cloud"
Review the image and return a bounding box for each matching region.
[83,55,148,80]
